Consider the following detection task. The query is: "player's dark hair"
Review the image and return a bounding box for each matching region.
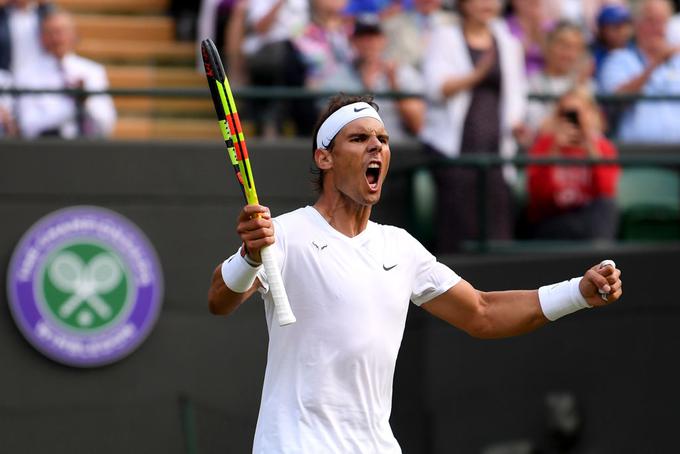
[311,93,380,193]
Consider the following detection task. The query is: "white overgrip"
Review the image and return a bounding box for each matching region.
[260,245,296,326]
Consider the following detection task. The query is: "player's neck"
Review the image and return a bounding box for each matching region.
[313,195,371,238]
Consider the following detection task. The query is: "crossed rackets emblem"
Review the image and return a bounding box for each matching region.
[48,251,123,324]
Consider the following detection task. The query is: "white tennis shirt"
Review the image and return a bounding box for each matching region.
[253,206,461,453]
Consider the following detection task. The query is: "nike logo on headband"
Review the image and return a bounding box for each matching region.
[316,102,384,149]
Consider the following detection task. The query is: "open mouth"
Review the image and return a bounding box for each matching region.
[366,162,381,190]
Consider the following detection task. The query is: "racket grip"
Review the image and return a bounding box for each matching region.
[260,245,296,326]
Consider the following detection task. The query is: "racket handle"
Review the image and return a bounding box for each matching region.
[260,245,296,326]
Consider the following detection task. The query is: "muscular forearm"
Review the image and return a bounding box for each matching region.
[424,264,621,339]
[422,280,548,339]
[207,264,257,316]
[209,204,273,316]
[475,290,548,339]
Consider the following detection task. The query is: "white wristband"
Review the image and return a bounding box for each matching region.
[221,248,262,293]
[538,277,591,321]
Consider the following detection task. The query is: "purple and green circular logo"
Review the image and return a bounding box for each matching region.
[7,206,163,367]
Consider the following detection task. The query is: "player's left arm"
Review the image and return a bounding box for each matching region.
[421,262,622,339]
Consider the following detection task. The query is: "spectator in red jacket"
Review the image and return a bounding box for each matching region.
[527,86,620,240]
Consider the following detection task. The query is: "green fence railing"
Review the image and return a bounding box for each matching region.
[3,87,680,103]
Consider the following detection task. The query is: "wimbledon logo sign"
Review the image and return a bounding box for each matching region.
[7,206,163,367]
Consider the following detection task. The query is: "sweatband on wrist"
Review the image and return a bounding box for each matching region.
[242,251,261,267]
[316,102,384,149]
[538,277,591,321]
[221,249,262,293]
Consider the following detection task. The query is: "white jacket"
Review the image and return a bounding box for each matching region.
[15,52,116,138]
[420,19,527,180]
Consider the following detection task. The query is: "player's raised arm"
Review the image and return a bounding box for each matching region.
[208,204,274,316]
[421,261,622,339]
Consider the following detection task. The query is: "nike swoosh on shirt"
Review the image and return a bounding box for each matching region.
[354,107,369,112]
[383,264,398,271]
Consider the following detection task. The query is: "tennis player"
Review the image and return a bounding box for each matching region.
[208,94,623,453]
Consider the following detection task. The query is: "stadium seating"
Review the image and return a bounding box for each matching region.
[616,167,680,240]
[55,0,214,139]
[56,0,169,14]
[411,168,436,246]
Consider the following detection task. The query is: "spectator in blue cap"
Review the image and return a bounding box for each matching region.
[600,0,680,143]
[592,4,634,83]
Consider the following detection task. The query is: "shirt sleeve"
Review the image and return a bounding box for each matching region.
[406,232,461,306]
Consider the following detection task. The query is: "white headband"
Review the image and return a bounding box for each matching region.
[316,102,384,149]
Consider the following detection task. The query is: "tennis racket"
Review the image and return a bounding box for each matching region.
[201,38,296,326]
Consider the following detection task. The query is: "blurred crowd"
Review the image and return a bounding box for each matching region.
[194,0,678,249]
[2,0,680,248]
[197,0,680,144]
[0,0,116,138]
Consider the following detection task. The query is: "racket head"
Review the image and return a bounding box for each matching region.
[201,38,231,143]
[201,38,249,201]
[201,39,226,85]
[201,40,258,205]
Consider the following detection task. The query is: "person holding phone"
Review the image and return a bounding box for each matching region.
[526,85,620,240]
[523,21,592,144]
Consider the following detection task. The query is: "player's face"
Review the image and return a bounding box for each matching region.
[324,117,390,206]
